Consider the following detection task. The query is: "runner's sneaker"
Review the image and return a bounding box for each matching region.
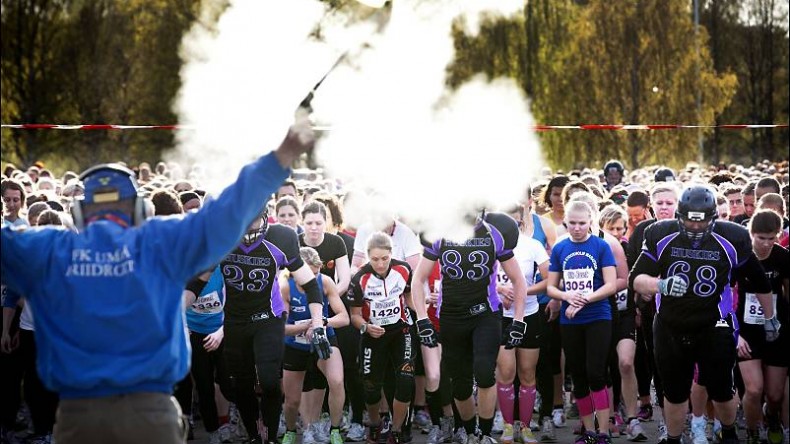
[480,435,498,444]
[520,427,538,444]
[711,419,722,443]
[414,410,432,431]
[574,431,598,444]
[465,434,479,444]
[656,420,667,444]
[281,430,297,444]
[347,423,366,442]
[304,425,317,444]
[529,419,539,432]
[608,417,620,438]
[427,426,443,444]
[566,404,579,420]
[207,430,222,444]
[454,428,468,444]
[551,409,566,428]
[493,411,504,435]
[331,428,345,444]
[690,416,707,444]
[637,405,653,422]
[501,423,514,444]
[218,423,234,443]
[538,417,555,442]
[624,418,647,442]
[440,417,454,443]
[596,433,612,444]
[278,413,287,438]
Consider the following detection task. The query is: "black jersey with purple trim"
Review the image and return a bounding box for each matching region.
[423,212,519,319]
[632,219,767,332]
[221,224,304,322]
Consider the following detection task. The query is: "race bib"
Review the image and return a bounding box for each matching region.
[744,293,777,325]
[497,273,515,318]
[294,319,312,344]
[615,290,629,311]
[191,291,222,314]
[369,298,402,326]
[563,268,594,296]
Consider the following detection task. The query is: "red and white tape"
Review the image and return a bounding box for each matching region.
[0,123,787,131]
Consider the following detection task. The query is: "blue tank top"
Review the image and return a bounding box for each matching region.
[531,213,547,247]
[285,276,334,351]
[531,213,551,305]
[186,267,225,334]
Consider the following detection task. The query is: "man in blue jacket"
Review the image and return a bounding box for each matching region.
[0,119,328,444]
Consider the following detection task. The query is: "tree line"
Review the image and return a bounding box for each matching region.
[1,0,788,172]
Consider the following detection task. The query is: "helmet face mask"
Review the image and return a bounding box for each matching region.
[243,208,269,245]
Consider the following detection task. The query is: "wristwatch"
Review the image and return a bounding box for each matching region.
[322,317,328,327]
[359,323,368,335]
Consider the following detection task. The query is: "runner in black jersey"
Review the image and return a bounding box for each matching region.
[736,210,789,443]
[412,211,528,444]
[630,185,778,444]
[221,212,330,444]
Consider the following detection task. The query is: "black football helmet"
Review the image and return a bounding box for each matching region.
[676,185,718,246]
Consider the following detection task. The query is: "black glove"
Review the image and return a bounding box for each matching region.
[657,275,688,297]
[311,327,332,360]
[765,316,782,342]
[416,318,438,348]
[505,319,527,349]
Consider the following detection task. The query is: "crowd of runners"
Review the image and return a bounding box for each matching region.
[1,151,788,444]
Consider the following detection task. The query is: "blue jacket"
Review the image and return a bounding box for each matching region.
[0,152,289,399]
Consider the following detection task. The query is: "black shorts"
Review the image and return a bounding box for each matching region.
[440,309,501,393]
[654,315,736,404]
[501,311,543,349]
[737,324,767,363]
[613,309,637,342]
[762,326,789,368]
[282,337,338,391]
[360,324,413,385]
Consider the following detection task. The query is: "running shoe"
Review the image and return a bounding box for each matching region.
[636,404,653,422]
[501,424,514,444]
[331,428,345,444]
[347,423,366,442]
[607,417,620,438]
[414,410,432,431]
[566,404,580,420]
[493,411,504,435]
[537,417,554,442]
[520,427,538,444]
[208,429,222,444]
[281,430,297,444]
[690,416,707,444]
[440,417,454,443]
[427,426,443,444]
[277,412,286,438]
[218,423,234,443]
[656,420,667,444]
[574,431,598,444]
[304,425,317,444]
[624,418,647,442]
[480,435,498,444]
[454,428,468,444]
[465,434,480,444]
[551,409,566,428]
[596,433,612,444]
[529,419,539,432]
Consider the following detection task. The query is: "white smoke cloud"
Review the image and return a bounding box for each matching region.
[174,0,543,241]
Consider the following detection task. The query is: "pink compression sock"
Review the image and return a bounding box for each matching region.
[497,382,516,424]
[518,385,537,425]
